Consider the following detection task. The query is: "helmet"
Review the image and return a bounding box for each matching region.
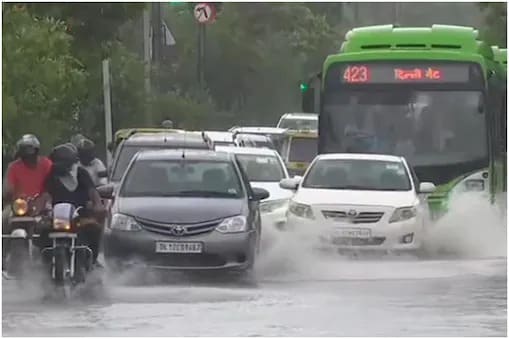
[50,143,79,176]
[76,138,96,165]
[16,134,40,161]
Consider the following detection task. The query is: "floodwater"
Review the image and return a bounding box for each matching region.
[2,193,507,336]
[2,257,506,336]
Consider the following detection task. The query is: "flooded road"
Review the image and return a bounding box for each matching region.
[3,257,506,336]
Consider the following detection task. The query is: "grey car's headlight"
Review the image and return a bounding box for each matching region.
[288,201,314,219]
[216,215,247,233]
[260,199,289,214]
[464,179,485,192]
[389,207,417,223]
[110,213,142,231]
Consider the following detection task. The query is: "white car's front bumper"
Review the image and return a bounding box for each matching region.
[286,214,423,252]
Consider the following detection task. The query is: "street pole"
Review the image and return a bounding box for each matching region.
[353,2,359,26]
[102,59,113,167]
[393,2,400,25]
[143,6,152,127]
[197,23,206,88]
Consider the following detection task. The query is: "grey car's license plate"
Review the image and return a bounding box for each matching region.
[155,241,203,253]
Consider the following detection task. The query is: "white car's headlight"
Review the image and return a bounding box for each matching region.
[389,206,417,223]
[216,215,247,233]
[260,199,289,214]
[288,201,314,219]
[110,213,142,231]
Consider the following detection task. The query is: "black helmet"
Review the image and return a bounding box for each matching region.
[16,134,40,160]
[50,143,79,176]
[76,138,96,165]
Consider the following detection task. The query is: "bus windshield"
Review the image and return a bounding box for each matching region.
[321,90,487,167]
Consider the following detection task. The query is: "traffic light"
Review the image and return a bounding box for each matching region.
[300,82,309,93]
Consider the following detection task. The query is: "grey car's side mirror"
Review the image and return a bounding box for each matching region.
[252,187,270,201]
[280,177,301,191]
[419,182,436,194]
[97,184,115,199]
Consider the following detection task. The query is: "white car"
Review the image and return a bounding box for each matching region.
[202,131,235,148]
[216,146,293,230]
[280,153,436,253]
[276,112,318,131]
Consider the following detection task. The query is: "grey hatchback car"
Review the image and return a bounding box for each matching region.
[100,149,269,272]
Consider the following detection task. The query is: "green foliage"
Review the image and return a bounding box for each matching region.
[2,8,87,152]
[479,2,507,47]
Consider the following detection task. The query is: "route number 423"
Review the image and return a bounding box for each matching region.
[343,66,370,83]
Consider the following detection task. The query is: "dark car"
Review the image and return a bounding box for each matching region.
[109,132,211,186]
[100,149,269,272]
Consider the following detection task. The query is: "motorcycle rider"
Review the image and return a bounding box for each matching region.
[44,143,106,268]
[2,134,52,276]
[76,138,107,187]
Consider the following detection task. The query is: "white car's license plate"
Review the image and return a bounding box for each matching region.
[155,242,203,253]
[335,228,371,239]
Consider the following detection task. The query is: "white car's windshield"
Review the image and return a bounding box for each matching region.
[303,159,412,191]
[236,154,286,182]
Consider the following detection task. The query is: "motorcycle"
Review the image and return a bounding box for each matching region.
[40,203,96,299]
[2,195,49,279]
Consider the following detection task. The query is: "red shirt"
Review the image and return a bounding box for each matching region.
[6,157,53,198]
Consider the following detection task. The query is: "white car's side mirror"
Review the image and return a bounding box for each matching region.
[280,178,300,191]
[419,182,436,194]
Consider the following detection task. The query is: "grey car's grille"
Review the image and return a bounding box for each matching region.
[136,217,221,237]
[322,210,384,224]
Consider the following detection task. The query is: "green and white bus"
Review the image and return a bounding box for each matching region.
[302,25,506,218]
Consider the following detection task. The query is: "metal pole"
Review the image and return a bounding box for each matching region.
[353,2,359,26]
[200,25,207,88]
[102,59,113,167]
[143,6,152,126]
[197,23,205,88]
[393,2,400,25]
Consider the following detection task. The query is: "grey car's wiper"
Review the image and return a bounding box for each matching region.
[176,190,237,198]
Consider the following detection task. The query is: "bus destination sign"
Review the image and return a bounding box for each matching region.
[340,63,471,84]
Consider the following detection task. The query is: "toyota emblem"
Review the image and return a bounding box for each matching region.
[171,225,186,236]
[347,209,357,217]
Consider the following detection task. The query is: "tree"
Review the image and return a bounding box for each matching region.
[479,2,507,47]
[2,8,87,152]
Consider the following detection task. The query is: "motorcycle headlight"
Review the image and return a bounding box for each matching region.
[389,206,417,223]
[260,199,289,214]
[216,215,247,233]
[288,201,314,219]
[12,198,28,216]
[53,218,71,231]
[111,213,142,231]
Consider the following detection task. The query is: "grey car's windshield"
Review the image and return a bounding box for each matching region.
[321,90,487,167]
[121,159,244,198]
[303,159,411,191]
[112,144,206,181]
[236,154,286,182]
